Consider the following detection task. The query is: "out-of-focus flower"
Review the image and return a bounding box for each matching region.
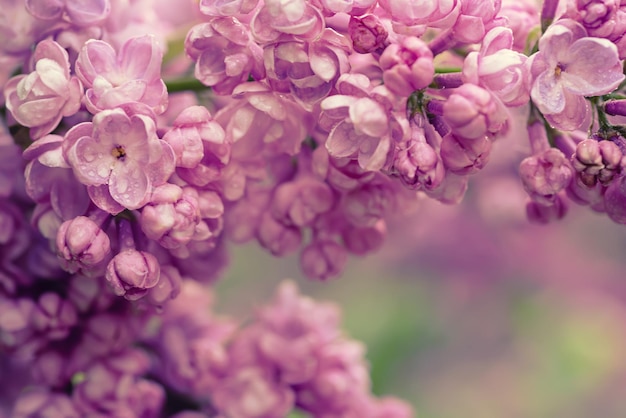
[25,0,111,25]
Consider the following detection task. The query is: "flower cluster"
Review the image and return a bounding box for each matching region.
[3,0,626,414]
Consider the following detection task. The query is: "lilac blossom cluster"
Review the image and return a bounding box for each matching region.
[3,0,626,414]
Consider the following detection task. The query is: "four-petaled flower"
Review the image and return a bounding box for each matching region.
[63,109,174,211]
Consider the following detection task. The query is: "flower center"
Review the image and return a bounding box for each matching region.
[112,145,126,160]
[554,64,563,78]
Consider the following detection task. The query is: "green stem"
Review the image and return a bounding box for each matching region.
[164,77,208,93]
[434,67,461,74]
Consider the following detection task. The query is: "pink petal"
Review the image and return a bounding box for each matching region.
[119,35,163,82]
[531,69,565,114]
[326,120,360,158]
[109,162,150,209]
[88,184,125,214]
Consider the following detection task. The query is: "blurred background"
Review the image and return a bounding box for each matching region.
[215,163,626,418]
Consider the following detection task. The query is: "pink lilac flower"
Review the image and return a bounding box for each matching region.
[377,0,460,27]
[519,148,573,206]
[250,0,325,44]
[300,239,348,280]
[106,248,161,300]
[313,0,376,15]
[572,138,623,186]
[439,83,507,139]
[199,0,260,16]
[264,29,351,107]
[348,14,388,54]
[215,82,309,159]
[379,37,434,96]
[452,0,503,44]
[25,0,111,26]
[321,74,408,171]
[63,108,175,211]
[462,27,531,106]
[440,133,492,174]
[56,214,111,275]
[164,106,230,188]
[4,40,83,139]
[528,19,624,130]
[12,389,80,418]
[75,35,168,114]
[564,0,626,58]
[186,18,264,95]
[498,0,539,52]
[139,184,209,249]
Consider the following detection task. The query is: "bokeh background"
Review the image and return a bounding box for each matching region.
[216,160,626,418]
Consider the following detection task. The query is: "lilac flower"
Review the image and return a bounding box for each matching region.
[56,215,111,275]
[529,19,624,130]
[440,83,507,139]
[499,0,539,52]
[453,0,503,44]
[379,37,434,96]
[342,220,386,255]
[572,138,623,186]
[348,15,388,54]
[4,40,83,139]
[12,389,80,418]
[313,0,376,15]
[75,35,168,114]
[186,18,264,95]
[603,174,626,223]
[166,106,230,188]
[271,175,335,227]
[462,27,531,106]
[300,239,348,280]
[440,133,492,175]
[264,29,351,107]
[215,82,309,159]
[72,349,164,418]
[25,0,111,25]
[139,184,207,249]
[199,0,259,16]
[212,366,295,418]
[105,249,161,300]
[257,211,303,256]
[377,0,460,26]
[63,109,175,211]
[519,149,573,206]
[23,135,91,221]
[250,0,325,44]
[391,129,444,190]
[31,292,78,340]
[321,75,407,171]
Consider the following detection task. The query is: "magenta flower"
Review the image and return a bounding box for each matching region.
[4,40,82,139]
[529,19,625,130]
[75,35,168,114]
[63,109,175,210]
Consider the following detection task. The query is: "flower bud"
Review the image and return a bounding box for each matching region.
[348,15,388,54]
[56,216,111,274]
[105,250,161,300]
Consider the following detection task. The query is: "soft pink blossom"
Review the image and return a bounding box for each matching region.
[75,35,168,114]
[529,19,624,130]
[4,40,82,139]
